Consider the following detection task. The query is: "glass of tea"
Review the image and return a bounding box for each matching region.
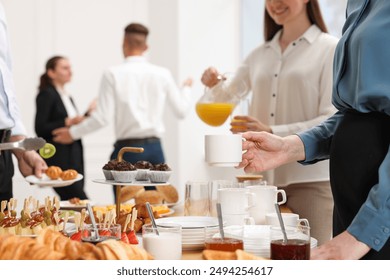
[204,225,244,252]
[270,225,311,260]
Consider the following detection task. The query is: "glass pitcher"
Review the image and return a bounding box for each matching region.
[196,73,248,126]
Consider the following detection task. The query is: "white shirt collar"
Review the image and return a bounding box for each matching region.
[265,24,322,50]
[124,55,147,63]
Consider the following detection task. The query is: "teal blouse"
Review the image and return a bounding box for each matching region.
[298,0,390,251]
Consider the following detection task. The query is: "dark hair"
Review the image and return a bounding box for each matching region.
[38,56,65,91]
[123,23,149,48]
[264,0,328,41]
[124,23,149,36]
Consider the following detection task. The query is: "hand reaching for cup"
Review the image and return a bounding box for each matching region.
[238,132,305,173]
[230,115,273,134]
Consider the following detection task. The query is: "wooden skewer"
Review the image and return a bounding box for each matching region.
[74,212,81,232]
[123,214,131,233]
[80,209,86,230]
[130,207,137,231]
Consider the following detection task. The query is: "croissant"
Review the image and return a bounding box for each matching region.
[60,169,78,180]
[45,166,63,180]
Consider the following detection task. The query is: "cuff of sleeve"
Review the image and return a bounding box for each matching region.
[270,125,289,137]
[69,126,82,141]
[11,120,27,136]
[348,204,390,251]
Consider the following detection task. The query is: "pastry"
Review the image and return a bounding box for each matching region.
[45,166,63,180]
[119,186,144,203]
[60,169,78,180]
[134,190,164,205]
[156,185,179,203]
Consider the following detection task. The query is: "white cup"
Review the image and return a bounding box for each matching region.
[223,213,255,226]
[217,188,256,215]
[245,185,287,224]
[142,223,182,260]
[205,134,242,167]
[265,212,310,227]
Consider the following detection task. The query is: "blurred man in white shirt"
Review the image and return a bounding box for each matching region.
[53,23,192,186]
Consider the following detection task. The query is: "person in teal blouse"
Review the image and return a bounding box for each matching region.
[238,0,390,260]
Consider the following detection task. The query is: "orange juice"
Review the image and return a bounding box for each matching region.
[230,117,248,130]
[196,103,234,126]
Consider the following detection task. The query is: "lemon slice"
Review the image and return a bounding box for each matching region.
[39,143,56,159]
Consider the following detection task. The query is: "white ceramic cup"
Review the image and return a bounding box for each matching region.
[217,187,256,215]
[223,213,255,226]
[205,134,242,167]
[142,223,182,260]
[245,185,287,224]
[265,212,310,227]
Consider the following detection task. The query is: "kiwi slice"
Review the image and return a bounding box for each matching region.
[39,143,56,159]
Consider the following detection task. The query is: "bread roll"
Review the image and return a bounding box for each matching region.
[156,185,179,203]
[120,186,144,203]
[135,190,164,204]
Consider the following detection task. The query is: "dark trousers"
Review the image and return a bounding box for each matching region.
[0,150,14,202]
[330,110,390,260]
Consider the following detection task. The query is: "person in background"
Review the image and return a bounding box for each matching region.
[201,0,338,245]
[35,56,95,200]
[0,2,47,202]
[239,0,390,260]
[52,23,192,198]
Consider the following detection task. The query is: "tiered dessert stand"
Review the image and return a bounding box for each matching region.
[92,147,169,217]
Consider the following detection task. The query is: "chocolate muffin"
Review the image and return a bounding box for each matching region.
[149,163,172,183]
[111,161,137,183]
[134,161,153,181]
[102,159,119,180]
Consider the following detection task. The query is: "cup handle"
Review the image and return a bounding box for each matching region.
[276,190,287,205]
[244,217,255,225]
[298,218,310,227]
[246,192,257,209]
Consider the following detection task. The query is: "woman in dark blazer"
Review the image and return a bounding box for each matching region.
[35,56,93,200]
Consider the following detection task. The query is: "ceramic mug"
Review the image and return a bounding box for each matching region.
[245,185,287,224]
[265,212,310,227]
[217,187,256,215]
[205,134,242,167]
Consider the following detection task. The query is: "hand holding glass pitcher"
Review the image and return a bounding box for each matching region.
[197,68,248,127]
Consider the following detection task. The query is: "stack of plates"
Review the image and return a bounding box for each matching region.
[239,225,318,258]
[156,216,219,250]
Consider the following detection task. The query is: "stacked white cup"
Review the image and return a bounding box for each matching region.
[217,188,256,226]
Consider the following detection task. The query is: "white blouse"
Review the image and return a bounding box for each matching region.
[237,25,339,186]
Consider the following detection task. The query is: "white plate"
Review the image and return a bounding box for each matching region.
[159,208,175,217]
[156,216,219,229]
[60,200,91,209]
[26,174,83,188]
[92,179,170,186]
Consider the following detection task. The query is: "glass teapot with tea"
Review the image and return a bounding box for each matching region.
[196,73,248,126]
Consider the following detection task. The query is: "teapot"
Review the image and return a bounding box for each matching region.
[196,73,248,126]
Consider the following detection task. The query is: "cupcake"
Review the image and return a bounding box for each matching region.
[111,161,137,183]
[102,159,118,180]
[149,163,172,183]
[134,160,153,181]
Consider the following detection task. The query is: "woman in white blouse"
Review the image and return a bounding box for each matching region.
[201,0,338,245]
[35,56,95,200]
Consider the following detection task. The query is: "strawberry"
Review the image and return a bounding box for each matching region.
[127,230,138,245]
[70,231,82,241]
[121,232,129,243]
